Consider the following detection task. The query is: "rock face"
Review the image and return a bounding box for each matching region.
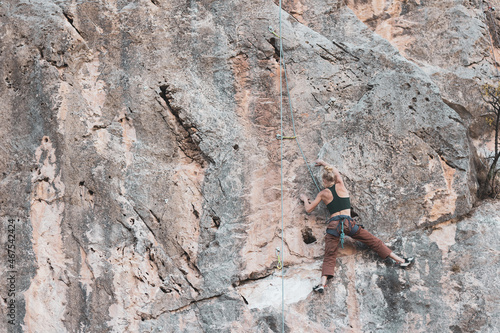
[0,0,498,332]
[343,0,499,156]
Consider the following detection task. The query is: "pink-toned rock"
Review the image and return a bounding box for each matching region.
[0,0,498,332]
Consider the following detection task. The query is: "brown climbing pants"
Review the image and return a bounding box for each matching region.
[322,218,393,277]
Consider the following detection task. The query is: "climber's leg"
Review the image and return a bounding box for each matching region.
[351,228,414,266]
[350,228,392,259]
[322,233,340,277]
[314,233,340,293]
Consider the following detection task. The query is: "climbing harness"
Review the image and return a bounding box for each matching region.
[325,215,359,248]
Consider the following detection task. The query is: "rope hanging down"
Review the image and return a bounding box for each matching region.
[282,51,321,192]
[270,29,321,191]
[269,37,321,191]
[277,0,285,333]
[277,2,285,333]
[274,2,321,332]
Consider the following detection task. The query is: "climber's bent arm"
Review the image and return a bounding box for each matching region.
[301,190,327,213]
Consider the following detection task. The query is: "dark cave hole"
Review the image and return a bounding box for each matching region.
[301,227,316,244]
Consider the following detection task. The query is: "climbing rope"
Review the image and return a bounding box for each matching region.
[270,30,321,191]
[273,1,323,332]
[277,2,286,333]
[282,50,321,192]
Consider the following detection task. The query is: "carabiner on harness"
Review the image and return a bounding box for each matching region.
[340,221,345,248]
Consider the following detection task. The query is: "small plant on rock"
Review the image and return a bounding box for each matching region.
[480,83,500,197]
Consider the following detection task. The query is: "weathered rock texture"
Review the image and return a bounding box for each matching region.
[0,0,498,332]
[343,0,500,166]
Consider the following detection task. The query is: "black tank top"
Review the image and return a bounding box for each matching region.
[326,185,351,214]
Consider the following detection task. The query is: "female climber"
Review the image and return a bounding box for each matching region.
[299,159,414,293]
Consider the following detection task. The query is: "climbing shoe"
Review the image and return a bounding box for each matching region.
[399,257,415,268]
[313,285,324,293]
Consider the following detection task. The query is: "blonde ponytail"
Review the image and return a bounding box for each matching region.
[322,165,336,186]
